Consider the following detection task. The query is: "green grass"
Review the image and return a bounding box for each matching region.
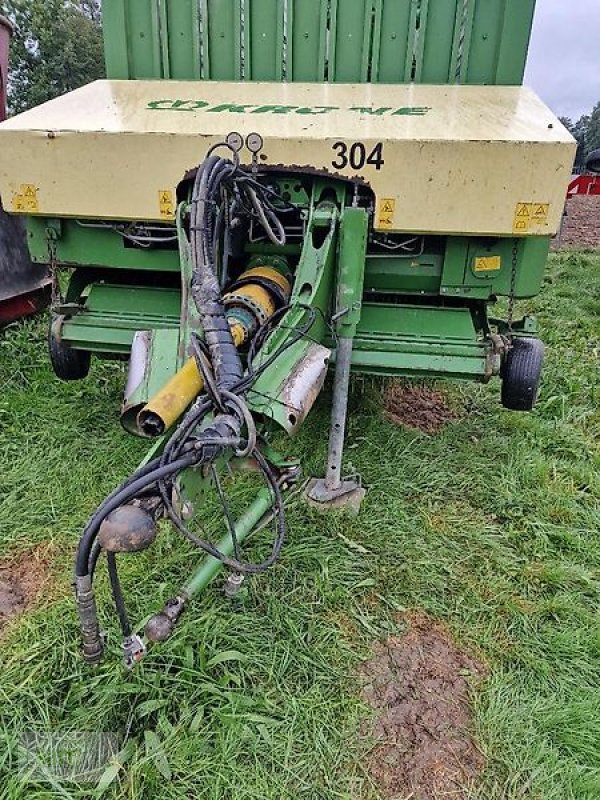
[0,251,598,799]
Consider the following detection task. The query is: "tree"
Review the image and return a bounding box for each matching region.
[0,0,104,115]
[560,115,587,169]
[75,1,102,24]
[585,102,600,155]
[560,106,600,169]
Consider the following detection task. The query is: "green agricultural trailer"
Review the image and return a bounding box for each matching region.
[0,0,575,666]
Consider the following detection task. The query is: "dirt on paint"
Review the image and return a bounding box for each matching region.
[0,543,55,634]
[360,613,486,800]
[383,383,457,434]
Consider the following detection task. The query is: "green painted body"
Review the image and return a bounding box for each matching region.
[35,205,549,383]
[40,0,547,388]
[102,0,536,86]
[38,0,554,634]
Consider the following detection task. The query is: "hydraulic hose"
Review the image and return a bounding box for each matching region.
[73,145,312,665]
[190,155,243,393]
[75,453,197,577]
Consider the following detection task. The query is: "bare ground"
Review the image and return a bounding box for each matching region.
[361,613,486,800]
[383,383,457,434]
[0,543,56,635]
[553,195,600,250]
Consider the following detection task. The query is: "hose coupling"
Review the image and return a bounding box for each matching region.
[224,572,245,599]
[123,634,146,670]
[75,575,104,665]
[144,594,187,643]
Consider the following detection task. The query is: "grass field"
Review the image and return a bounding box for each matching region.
[0,250,598,799]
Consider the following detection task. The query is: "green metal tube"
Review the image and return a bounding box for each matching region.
[183,486,274,598]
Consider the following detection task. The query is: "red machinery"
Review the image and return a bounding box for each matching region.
[567,175,600,199]
[0,14,50,324]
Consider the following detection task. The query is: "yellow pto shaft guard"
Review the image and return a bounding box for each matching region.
[137,266,290,437]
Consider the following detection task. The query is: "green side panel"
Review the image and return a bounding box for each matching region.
[441,236,551,300]
[464,0,536,85]
[62,284,181,354]
[351,304,488,380]
[359,302,476,340]
[103,0,536,85]
[329,0,374,83]
[164,0,201,79]
[122,0,163,79]
[26,218,180,273]
[202,0,242,80]
[245,0,285,81]
[103,0,131,78]
[418,0,460,83]
[494,0,537,85]
[364,254,443,295]
[371,0,413,83]
[287,0,328,81]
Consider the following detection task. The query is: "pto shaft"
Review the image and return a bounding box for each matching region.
[137,266,290,437]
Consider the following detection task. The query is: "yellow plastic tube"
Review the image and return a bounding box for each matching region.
[138,323,245,437]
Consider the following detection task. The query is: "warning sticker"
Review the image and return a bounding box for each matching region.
[159,189,175,218]
[513,202,532,233]
[473,255,502,273]
[513,202,550,234]
[531,203,549,226]
[377,197,396,229]
[12,184,39,213]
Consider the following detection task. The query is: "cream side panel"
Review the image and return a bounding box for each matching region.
[0,81,574,145]
[0,128,574,236]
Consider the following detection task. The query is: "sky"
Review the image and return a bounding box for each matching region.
[525,0,600,122]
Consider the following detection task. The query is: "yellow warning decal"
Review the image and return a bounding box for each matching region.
[377,197,396,229]
[531,203,549,226]
[513,202,532,233]
[473,255,502,273]
[159,189,175,219]
[513,202,550,234]
[12,183,39,213]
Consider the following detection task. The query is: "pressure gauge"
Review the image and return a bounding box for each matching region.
[246,132,264,154]
[226,131,244,153]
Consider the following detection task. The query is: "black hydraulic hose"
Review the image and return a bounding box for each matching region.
[200,160,234,267]
[88,540,102,577]
[79,455,164,577]
[73,147,324,663]
[106,552,131,638]
[190,157,244,393]
[75,453,198,577]
[160,446,286,575]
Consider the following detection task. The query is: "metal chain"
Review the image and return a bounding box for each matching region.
[47,230,61,310]
[506,238,519,336]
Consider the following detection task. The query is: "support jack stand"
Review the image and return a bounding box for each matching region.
[306,207,369,516]
[305,475,365,514]
[305,337,365,515]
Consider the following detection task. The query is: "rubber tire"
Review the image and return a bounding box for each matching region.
[501,337,544,411]
[48,315,91,381]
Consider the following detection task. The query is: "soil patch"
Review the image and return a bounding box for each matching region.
[384,383,457,434]
[0,543,55,634]
[361,613,486,800]
[553,195,600,250]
